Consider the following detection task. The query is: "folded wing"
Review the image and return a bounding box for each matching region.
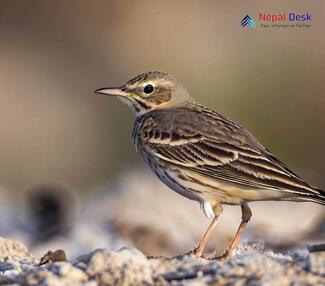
[139,107,322,200]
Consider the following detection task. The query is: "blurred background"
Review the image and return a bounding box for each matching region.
[0,1,324,259]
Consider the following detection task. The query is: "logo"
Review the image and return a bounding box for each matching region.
[241,13,312,29]
[241,15,256,27]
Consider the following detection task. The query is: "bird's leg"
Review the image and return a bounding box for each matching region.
[219,202,252,260]
[194,204,223,257]
[193,215,220,257]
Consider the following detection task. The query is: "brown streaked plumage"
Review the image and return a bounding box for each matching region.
[95,71,325,259]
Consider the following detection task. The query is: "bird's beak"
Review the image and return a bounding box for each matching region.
[95,87,128,97]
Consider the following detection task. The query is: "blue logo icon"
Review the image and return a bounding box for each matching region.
[241,15,256,27]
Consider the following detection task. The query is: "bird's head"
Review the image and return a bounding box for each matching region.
[95,71,193,116]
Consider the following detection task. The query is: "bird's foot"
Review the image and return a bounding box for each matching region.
[192,246,210,259]
[146,254,165,260]
[193,246,203,257]
[147,248,207,260]
[208,250,229,261]
[147,248,229,261]
[182,247,215,260]
[170,247,209,259]
[172,248,197,259]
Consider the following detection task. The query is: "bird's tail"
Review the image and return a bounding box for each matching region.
[305,187,325,206]
[290,186,325,206]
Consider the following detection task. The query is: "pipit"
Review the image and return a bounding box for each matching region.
[95,71,325,259]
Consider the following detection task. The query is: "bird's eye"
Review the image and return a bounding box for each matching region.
[143,84,154,94]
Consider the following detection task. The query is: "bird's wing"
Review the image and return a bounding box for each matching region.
[139,107,320,198]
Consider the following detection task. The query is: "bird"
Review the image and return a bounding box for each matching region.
[95,71,325,259]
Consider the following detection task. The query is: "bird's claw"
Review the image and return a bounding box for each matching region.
[191,247,227,260]
[208,250,229,261]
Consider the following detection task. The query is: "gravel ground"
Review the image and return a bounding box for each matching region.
[0,236,324,286]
